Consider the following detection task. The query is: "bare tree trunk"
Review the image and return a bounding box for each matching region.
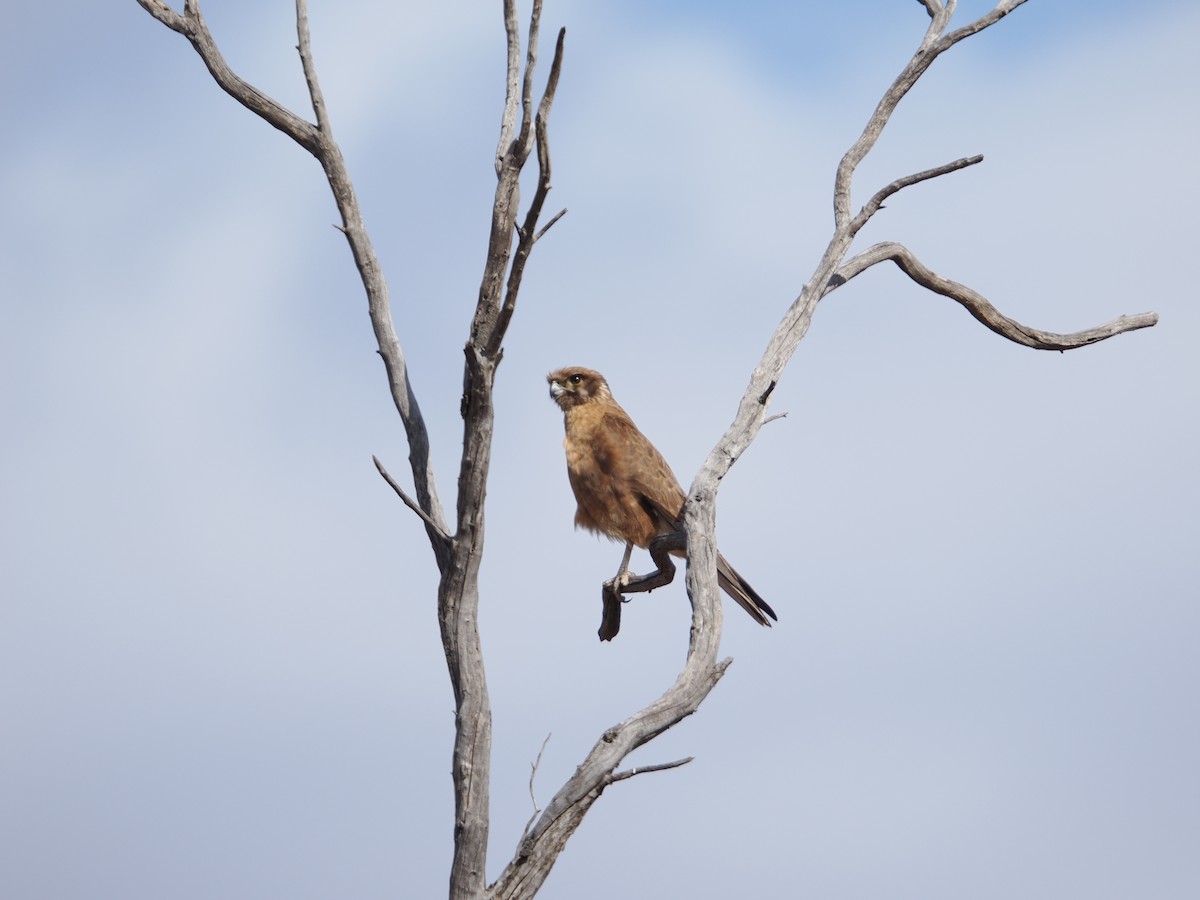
[134,1,1156,898]
[134,3,563,897]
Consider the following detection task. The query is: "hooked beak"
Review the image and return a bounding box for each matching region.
[549,381,565,399]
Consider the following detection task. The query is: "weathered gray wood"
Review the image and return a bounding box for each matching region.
[689,0,1156,564]
[135,3,564,898]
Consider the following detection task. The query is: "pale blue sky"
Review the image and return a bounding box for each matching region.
[2,2,1197,898]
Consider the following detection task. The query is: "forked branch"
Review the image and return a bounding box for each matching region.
[135,0,321,153]
[691,0,1155,517]
[486,26,567,358]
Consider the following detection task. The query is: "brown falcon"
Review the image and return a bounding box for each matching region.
[547,366,777,639]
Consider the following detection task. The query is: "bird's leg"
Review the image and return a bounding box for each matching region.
[598,535,685,642]
[620,530,686,595]
[598,542,634,642]
[605,542,634,591]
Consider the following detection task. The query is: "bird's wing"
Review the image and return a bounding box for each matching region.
[600,410,687,530]
[598,410,779,628]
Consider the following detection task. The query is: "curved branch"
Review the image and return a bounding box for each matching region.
[833,242,1159,349]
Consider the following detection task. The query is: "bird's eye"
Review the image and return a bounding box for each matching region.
[568,374,583,385]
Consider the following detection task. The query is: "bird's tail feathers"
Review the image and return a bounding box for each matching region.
[716,552,777,627]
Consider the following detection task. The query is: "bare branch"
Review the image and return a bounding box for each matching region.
[834,0,1029,229]
[295,0,331,135]
[516,0,546,159]
[496,0,523,173]
[609,757,695,784]
[372,456,453,547]
[915,0,942,18]
[488,659,732,900]
[484,26,566,358]
[520,734,553,841]
[940,0,1032,50]
[473,15,564,357]
[136,0,185,30]
[833,18,943,228]
[692,0,1093,514]
[136,0,321,154]
[851,154,984,233]
[533,207,568,243]
[135,0,450,561]
[833,242,1159,349]
[453,10,564,899]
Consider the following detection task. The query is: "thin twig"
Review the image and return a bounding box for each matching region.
[851,154,984,234]
[295,0,330,135]
[940,0,1031,49]
[520,734,553,841]
[533,207,567,243]
[373,455,453,545]
[609,757,695,784]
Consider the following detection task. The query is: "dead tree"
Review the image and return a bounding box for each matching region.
[134,1,1156,898]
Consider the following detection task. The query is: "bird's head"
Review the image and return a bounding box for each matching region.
[547,367,612,411]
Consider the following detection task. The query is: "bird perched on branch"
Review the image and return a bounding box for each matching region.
[547,366,777,640]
